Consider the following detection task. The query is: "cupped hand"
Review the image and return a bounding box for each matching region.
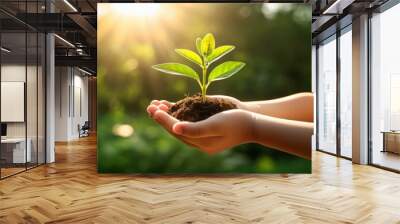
[147,100,255,154]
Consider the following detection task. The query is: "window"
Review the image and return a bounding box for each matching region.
[317,35,337,154]
[370,3,400,171]
[339,27,352,158]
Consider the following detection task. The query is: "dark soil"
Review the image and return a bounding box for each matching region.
[168,94,237,122]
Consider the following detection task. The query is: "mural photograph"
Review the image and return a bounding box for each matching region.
[98,3,312,173]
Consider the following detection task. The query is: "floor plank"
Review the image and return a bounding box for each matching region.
[1,135,400,224]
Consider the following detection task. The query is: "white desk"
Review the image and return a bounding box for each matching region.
[1,138,31,163]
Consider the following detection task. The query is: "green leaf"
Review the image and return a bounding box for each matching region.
[152,63,199,81]
[200,33,215,57]
[208,61,245,83]
[195,37,202,55]
[207,45,235,65]
[175,49,203,66]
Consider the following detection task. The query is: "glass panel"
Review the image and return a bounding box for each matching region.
[317,36,337,154]
[38,32,45,165]
[1,30,27,177]
[371,4,400,171]
[26,0,39,169]
[0,1,46,178]
[27,30,38,169]
[339,28,352,158]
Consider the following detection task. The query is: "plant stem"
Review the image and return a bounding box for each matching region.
[201,65,207,101]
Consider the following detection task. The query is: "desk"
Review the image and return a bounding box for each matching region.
[382,131,400,154]
[1,138,31,163]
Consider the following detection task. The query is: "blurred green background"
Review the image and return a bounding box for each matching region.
[98,3,312,173]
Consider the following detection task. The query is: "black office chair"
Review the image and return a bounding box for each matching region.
[79,121,90,138]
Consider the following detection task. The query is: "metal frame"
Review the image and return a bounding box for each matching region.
[315,44,319,151]
[336,24,341,157]
[367,10,373,166]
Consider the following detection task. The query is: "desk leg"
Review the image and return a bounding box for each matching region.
[382,133,386,153]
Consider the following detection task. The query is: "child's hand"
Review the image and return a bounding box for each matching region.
[147,92,314,158]
[147,102,255,154]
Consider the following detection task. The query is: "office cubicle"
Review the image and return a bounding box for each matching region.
[0,1,46,179]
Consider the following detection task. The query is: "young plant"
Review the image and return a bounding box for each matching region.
[152,33,245,101]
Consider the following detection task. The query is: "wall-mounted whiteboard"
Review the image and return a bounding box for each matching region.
[1,82,25,122]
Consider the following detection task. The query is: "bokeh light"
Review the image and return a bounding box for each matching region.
[112,124,134,137]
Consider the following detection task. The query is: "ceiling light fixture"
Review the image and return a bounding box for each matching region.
[323,0,354,15]
[63,0,78,12]
[1,47,11,53]
[54,34,75,48]
[78,67,93,76]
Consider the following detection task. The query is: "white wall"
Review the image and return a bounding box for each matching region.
[55,67,89,141]
[55,66,70,141]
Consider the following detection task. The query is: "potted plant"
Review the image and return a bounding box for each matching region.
[152,33,245,121]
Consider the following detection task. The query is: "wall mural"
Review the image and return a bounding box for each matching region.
[97,3,312,173]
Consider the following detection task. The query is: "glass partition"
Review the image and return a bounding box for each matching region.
[0,2,46,179]
[1,30,28,177]
[317,35,337,154]
[27,30,39,169]
[38,32,45,165]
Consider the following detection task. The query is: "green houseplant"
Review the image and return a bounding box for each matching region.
[152,33,246,121]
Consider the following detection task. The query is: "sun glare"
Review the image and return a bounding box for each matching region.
[111,3,161,18]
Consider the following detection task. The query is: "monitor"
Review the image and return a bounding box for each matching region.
[1,123,7,137]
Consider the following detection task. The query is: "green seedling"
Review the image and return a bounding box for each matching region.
[152,33,245,101]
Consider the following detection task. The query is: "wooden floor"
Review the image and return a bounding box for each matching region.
[1,167,26,178]
[1,135,400,224]
[372,150,400,171]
